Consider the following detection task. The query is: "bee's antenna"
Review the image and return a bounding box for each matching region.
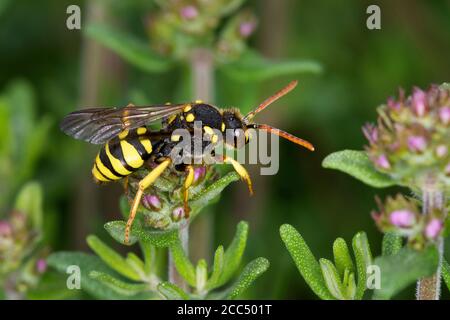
[243,80,298,123]
[249,123,315,151]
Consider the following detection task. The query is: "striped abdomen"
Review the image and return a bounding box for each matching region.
[92,127,153,182]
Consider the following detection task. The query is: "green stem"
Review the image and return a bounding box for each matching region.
[416,180,445,300]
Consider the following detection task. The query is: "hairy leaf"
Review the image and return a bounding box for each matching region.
[157,282,189,300]
[381,233,403,256]
[280,224,334,300]
[104,221,178,247]
[169,239,196,287]
[47,252,142,299]
[190,172,240,216]
[352,232,373,300]
[372,246,439,299]
[333,238,355,277]
[442,259,450,293]
[206,245,224,290]
[217,221,248,287]
[87,235,141,281]
[226,257,269,299]
[322,150,396,188]
[89,271,153,297]
[319,259,346,300]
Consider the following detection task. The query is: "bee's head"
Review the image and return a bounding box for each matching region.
[222,109,249,149]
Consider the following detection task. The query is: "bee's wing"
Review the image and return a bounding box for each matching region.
[60,104,186,144]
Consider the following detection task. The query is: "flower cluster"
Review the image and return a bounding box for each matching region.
[363,84,450,191]
[147,0,256,61]
[372,194,445,249]
[0,210,47,298]
[125,164,215,229]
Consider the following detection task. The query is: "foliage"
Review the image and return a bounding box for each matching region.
[280,224,372,300]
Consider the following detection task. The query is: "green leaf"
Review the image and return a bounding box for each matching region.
[382,233,403,256]
[14,181,43,229]
[169,237,196,287]
[221,50,322,82]
[372,246,439,300]
[442,259,450,293]
[86,235,141,281]
[352,232,373,300]
[216,221,248,287]
[333,238,355,277]
[89,271,153,297]
[157,282,190,300]
[85,24,173,73]
[47,252,142,299]
[206,245,224,290]
[190,172,240,216]
[104,221,178,247]
[126,252,146,275]
[196,259,208,292]
[322,150,396,188]
[280,224,334,300]
[140,241,156,275]
[226,257,269,299]
[319,258,346,300]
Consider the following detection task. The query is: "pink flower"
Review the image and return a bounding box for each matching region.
[194,166,206,183]
[239,22,256,37]
[180,6,198,20]
[436,145,447,158]
[425,219,442,239]
[389,210,415,228]
[172,207,185,222]
[387,97,401,111]
[36,259,47,273]
[375,154,390,170]
[407,135,427,152]
[143,194,161,210]
[0,221,12,236]
[362,124,378,144]
[412,87,427,116]
[439,106,450,125]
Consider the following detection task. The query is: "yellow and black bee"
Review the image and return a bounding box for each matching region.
[60,81,314,243]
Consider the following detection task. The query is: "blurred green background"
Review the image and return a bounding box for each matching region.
[0,0,449,299]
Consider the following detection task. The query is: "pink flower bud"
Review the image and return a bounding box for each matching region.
[436,145,448,158]
[407,135,427,152]
[362,124,378,144]
[143,194,161,210]
[0,221,12,237]
[375,154,391,170]
[36,259,47,273]
[194,166,206,183]
[412,88,427,116]
[172,207,185,222]
[180,6,198,20]
[425,219,442,239]
[389,210,415,228]
[239,21,256,37]
[439,106,450,125]
[387,97,401,111]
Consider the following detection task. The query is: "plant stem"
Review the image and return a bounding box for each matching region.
[416,178,445,300]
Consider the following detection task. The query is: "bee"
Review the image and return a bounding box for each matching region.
[60,81,314,243]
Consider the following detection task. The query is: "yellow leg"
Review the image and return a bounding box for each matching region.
[124,158,171,244]
[222,156,253,195]
[183,166,195,218]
